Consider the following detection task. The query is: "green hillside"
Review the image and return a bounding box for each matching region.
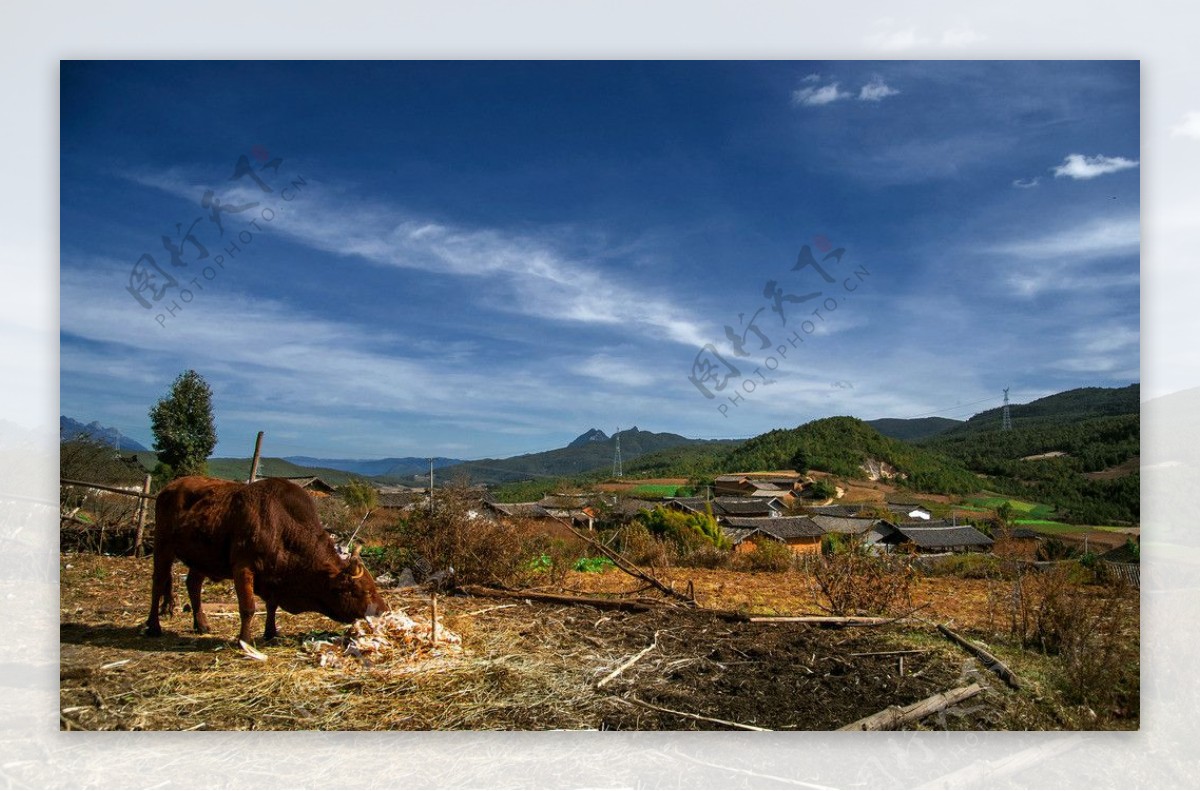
[867,417,962,441]
[722,416,980,493]
[921,385,1140,525]
[618,440,743,479]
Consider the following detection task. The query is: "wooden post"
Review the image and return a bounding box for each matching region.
[248,431,265,483]
[430,594,439,644]
[133,474,152,557]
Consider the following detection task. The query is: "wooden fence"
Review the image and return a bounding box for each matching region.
[60,476,154,557]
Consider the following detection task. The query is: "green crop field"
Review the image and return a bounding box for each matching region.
[968,496,1056,519]
[628,484,687,497]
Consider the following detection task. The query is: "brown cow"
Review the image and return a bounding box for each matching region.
[146,475,388,643]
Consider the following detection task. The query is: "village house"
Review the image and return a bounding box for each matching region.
[721,516,824,554]
[667,496,788,520]
[870,522,994,554]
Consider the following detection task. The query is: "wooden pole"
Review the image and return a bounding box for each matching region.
[937,624,1022,689]
[749,615,893,626]
[247,431,265,483]
[133,474,152,557]
[838,683,984,731]
[430,594,439,644]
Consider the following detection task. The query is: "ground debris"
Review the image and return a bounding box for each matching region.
[302,609,462,670]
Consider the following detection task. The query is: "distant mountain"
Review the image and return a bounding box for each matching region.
[60,416,148,451]
[282,456,465,479]
[437,426,713,485]
[568,428,609,448]
[867,417,963,442]
[204,456,362,486]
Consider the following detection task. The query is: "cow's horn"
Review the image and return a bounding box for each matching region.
[352,544,361,558]
[349,563,364,580]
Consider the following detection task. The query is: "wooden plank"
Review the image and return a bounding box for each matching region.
[838,683,984,731]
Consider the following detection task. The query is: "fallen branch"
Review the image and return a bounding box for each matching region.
[937,624,1021,689]
[546,513,693,605]
[619,695,771,731]
[838,683,984,731]
[749,615,892,626]
[459,585,658,612]
[596,633,659,689]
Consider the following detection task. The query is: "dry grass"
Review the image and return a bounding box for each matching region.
[60,552,1138,731]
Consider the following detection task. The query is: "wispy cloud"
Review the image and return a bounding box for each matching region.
[1052,153,1139,180]
[858,77,899,102]
[792,82,851,106]
[1170,111,1200,140]
[1013,177,1040,189]
[126,169,713,350]
[993,215,1139,261]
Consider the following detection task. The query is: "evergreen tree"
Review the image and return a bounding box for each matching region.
[149,370,217,478]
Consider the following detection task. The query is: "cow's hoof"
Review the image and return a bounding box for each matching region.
[193,625,211,635]
[145,623,163,638]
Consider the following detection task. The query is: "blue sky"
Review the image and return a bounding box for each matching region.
[60,60,1140,459]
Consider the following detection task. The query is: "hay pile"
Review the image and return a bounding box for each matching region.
[302,609,462,670]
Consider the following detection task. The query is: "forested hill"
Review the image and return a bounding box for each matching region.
[920,385,1139,524]
[867,417,962,441]
[721,416,979,493]
[944,384,1139,435]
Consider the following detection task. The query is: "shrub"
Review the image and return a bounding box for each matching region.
[614,523,671,568]
[811,552,915,616]
[734,539,794,572]
[386,484,541,589]
[1004,567,1138,717]
[925,552,1003,579]
[637,506,729,552]
[675,543,731,570]
[573,556,615,573]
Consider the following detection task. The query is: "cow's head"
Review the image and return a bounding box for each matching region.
[323,547,389,622]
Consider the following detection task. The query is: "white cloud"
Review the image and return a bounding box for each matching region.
[792,82,851,106]
[1170,111,1200,140]
[1012,177,1040,189]
[1052,153,1139,180]
[858,78,899,102]
[801,73,821,83]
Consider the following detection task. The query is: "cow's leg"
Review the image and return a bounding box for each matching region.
[186,570,211,634]
[145,551,174,637]
[232,566,258,644]
[264,600,279,641]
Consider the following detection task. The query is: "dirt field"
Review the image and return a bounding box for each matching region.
[59,554,1136,732]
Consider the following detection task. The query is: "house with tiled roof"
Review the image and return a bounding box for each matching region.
[871,522,994,553]
[721,516,825,554]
